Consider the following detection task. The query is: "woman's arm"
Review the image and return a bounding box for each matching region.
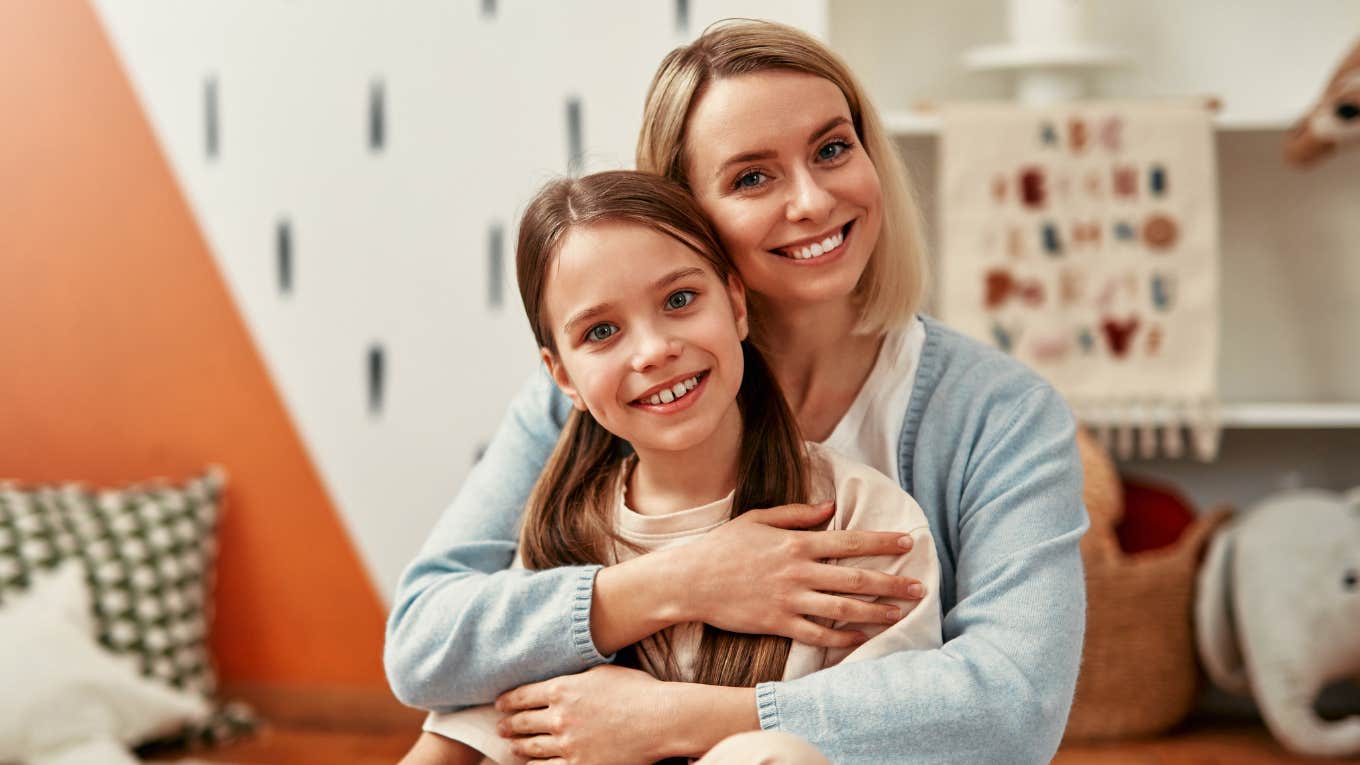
[384,369,923,711]
[748,385,1088,764]
[384,368,605,710]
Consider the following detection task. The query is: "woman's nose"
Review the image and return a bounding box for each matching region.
[785,167,836,223]
[630,329,682,372]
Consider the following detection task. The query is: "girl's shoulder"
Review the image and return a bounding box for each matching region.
[804,442,930,533]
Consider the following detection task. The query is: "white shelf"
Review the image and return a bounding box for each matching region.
[883,109,1295,137]
[1220,403,1360,429]
[1082,403,1360,431]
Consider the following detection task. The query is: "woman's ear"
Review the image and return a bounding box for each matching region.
[540,347,588,412]
[725,275,749,341]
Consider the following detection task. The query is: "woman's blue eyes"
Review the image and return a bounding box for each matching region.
[666,290,697,310]
[581,291,697,344]
[730,139,853,191]
[818,140,850,160]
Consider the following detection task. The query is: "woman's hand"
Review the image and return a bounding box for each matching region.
[672,500,923,647]
[495,665,751,764]
[590,501,924,655]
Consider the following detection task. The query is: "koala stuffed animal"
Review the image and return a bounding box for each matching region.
[1195,487,1360,757]
[1285,38,1360,166]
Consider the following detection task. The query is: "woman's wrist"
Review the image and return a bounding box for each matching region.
[661,682,762,759]
[589,547,691,655]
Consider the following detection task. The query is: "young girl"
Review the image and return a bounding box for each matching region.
[408,171,941,764]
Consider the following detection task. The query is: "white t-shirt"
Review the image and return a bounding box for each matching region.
[425,441,943,764]
[821,317,925,486]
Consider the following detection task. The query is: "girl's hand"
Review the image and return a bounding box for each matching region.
[494,665,684,764]
[671,500,923,648]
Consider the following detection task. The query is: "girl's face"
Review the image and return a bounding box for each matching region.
[683,70,883,310]
[541,222,748,455]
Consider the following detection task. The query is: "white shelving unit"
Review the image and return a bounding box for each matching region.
[828,0,1360,507]
[882,110,1297,137]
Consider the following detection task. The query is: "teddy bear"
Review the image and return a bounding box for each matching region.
[1284,37,1360,166]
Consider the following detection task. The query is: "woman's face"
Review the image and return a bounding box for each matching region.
[540,222,748,456]
[683,70,883,309]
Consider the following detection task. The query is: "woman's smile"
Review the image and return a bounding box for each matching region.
[770,220,855,264]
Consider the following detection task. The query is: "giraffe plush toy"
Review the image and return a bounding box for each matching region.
[1285,38,1360,166]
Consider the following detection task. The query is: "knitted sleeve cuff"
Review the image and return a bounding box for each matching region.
[570,564,615,666]
[755,682,781,730]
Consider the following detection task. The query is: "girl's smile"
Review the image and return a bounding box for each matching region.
[630,369,709,412]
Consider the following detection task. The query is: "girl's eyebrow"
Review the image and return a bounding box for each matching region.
[561,267,707,335]
[712,115,851,180]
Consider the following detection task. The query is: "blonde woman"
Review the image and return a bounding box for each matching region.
[386,19,1087,765]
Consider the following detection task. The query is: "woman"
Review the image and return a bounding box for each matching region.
[385,19,1087,765]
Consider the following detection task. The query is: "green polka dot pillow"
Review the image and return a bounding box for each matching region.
[0,470,225,701]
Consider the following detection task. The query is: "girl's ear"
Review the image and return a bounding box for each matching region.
[725,274,749,341]
[540,347,589,412]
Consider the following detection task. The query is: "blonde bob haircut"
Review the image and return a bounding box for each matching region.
[637,18,929,334]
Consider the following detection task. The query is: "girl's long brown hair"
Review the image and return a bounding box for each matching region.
[515,170,808,687]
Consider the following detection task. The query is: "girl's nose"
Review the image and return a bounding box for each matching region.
[785,166,836,223]
[630,331,683,373]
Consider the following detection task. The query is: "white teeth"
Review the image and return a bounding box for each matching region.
[783,230,844,260]
[638,375,701,406]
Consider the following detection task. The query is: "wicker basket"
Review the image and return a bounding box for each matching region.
[1063,430,1232,741]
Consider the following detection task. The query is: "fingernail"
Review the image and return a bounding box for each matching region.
[885,607,902,621]
[898,535,914,550]
[908,583,925,599]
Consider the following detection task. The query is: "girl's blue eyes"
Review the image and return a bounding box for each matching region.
[666,289,697,310]
[735,171,768,190]
[585,324,617,343]
[581,290,698,344]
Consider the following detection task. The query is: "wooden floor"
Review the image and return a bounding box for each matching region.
[146,719,1353,764]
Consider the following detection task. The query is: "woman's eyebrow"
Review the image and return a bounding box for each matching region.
[712,116,853,180]
[808,116,851,144]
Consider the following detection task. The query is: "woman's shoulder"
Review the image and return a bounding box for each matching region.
[918,316,1048,391]
[916,315,1066,414]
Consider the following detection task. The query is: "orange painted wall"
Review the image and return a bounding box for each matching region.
[0,0,388,689]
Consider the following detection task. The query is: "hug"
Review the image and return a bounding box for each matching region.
[384,18,1086,765]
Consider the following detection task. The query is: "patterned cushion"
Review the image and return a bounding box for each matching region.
[0,470,225,699]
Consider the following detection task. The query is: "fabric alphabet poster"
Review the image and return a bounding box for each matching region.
[939,102,1221,460]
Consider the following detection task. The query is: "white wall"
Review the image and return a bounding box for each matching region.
[91,0,826,601]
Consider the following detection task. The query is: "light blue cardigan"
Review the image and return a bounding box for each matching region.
[384,316,1089,764]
